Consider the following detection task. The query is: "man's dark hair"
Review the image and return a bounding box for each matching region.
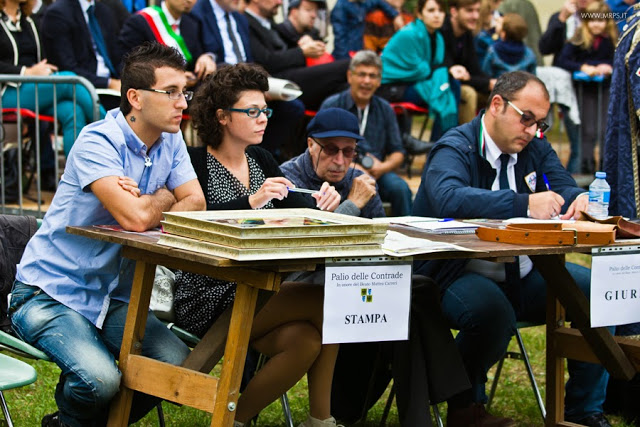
[417,0,446,15]
[190,63,269,149]
[119,42,187,115]
[449,0,480,10]
[486,71,549,110]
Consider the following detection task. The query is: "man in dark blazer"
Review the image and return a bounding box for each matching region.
[276,0,325,48]
[244,0,349,110]
[41,0,121,91]
[188,0,306,161]
[118,0,216,83]
[191,0,253,65]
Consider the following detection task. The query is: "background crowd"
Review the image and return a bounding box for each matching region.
[2,0,640,426]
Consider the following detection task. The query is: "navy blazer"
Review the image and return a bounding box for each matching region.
[41,0,120,88]
[191,0,252,64]
[413,113,583,289]
[244,12,305,74]
[118,10,205,71]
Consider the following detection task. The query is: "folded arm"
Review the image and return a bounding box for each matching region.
[91,176,204,231]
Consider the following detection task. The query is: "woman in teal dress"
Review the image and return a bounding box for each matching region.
[381,0,457,140]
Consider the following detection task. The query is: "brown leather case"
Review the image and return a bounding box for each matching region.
[579,212,640,239]
[475,222,616,246]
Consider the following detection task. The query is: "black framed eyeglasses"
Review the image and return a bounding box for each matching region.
[311,137,357,159]
[226,107,273,118]
[505,99,549,133]
[138,88,194,101]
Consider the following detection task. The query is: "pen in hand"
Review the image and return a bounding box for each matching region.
[287,186,325,195]
[542,174,560,219]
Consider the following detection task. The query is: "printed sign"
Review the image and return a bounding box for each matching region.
[323,262,411,344]
[591,249,640,327]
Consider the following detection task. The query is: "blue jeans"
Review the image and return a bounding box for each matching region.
[377,171,413,216]
[10,281,190,427]
[562,105,582,174]
[440,263,611,419]
[2,71,106,156]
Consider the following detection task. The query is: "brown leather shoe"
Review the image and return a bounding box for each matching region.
[447,403,516,427]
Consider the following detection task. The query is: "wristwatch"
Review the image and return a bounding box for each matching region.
[360,154,374,169]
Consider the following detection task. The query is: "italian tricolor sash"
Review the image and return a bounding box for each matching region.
[138,6,193,63]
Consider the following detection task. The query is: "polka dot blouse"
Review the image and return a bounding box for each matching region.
[174,151,273,337]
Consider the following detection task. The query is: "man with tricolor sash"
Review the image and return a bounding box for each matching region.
[118,0,217,85]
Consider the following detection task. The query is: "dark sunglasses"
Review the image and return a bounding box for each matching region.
[505,99,549,133]
[311,137,357,159]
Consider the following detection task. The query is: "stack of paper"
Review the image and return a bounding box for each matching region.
[374,216,478,234]
[382,231,478,256]
[158,209,387,260]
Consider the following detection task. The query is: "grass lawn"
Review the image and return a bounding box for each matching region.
[3,257,638,426]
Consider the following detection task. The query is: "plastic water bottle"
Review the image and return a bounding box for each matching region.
[587,171,610,219]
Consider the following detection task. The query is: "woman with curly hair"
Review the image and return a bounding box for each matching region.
[174,63,343,427]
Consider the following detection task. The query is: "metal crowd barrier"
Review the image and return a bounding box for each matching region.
[0,74,101,217]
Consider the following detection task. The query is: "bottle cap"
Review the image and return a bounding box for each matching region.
[595,171,606,179]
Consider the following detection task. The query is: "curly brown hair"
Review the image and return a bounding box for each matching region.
[190,63,269,149]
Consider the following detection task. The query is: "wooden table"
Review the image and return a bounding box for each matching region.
[407,230,640,427]
[67,226,640,427]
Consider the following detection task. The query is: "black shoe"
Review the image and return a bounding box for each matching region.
[41,412,68,427]
[566,413,612,427]
[402,133,432,155]
[447,403,516,427]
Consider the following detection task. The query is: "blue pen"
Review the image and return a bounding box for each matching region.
[542,174,551,190]
[439,218,454,222]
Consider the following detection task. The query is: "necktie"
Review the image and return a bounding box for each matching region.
[87,5,116,76]
[499,153,521,297]
[499,153,510,191]
[171,23,179,33]
[224,13,244,63]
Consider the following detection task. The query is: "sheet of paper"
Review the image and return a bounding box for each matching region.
[505,217,576,224]
[591,250,640,327]
[371,216,440,224]
[323,263,411,344]
[381,230,478,256]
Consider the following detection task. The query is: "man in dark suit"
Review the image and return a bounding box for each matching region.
[244,0,349,110]
[192,0,252,66]
[276,0,325,48]
[41,0,121,92]
[118,0,216,84]
[189,0,306,161]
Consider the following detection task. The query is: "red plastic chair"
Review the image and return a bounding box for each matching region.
[390,102,431,178]
[390,102,429,140]
[1,108,57,202]
[2,108,55,123]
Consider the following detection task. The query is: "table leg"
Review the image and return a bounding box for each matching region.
[546,274,565,426]
[533,254,636,426]
[211,281,259,427]
[107,259,156,426]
